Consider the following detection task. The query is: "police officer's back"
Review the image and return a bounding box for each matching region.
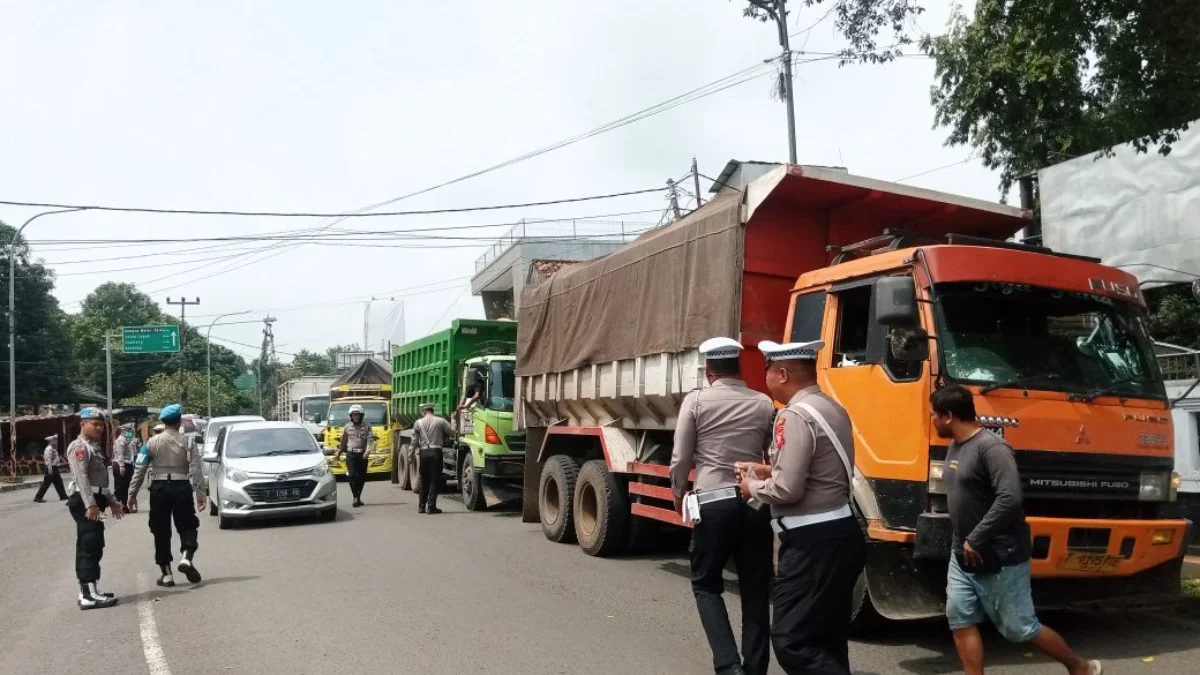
[669,337,775,675]
[412,404,453,514]
[129,403,207,587]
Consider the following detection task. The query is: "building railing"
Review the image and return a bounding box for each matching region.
[1158,350,1200,382]
[473,219,653,274]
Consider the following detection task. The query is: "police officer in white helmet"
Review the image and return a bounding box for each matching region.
[338,404,375,508]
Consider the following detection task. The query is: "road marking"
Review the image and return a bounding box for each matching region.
[136,573,172,675]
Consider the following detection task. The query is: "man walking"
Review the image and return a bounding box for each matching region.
[129,404,207,588]
[111,424,135,510]
[65,407,123,609]
[338,404,375,508]
[34,434,69,503]
[931,385,1101,675]
[670,337,776,675]
[738,340,865,675]
[412,403,453,514]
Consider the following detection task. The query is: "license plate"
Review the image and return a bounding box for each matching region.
[1057,551,1122,573]
[266,488,302,500]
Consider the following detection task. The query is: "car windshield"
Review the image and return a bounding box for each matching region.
[207,418,263,446]
[302,397,329,423]
[934,282,1165,399]
[327,402,387,426]
[488,360,516,411]
[181,418,197,434]
[226,428,320,459]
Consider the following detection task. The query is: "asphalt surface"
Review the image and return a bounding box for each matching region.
[3,482,1199,675]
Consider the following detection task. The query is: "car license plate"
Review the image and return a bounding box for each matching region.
[1057,551,1121,573]
[267,488,302,500]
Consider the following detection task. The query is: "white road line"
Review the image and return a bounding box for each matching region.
[136,573,173,675]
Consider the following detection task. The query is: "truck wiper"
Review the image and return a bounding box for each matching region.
[979,372,1061,395]
[1071,381,1138,403]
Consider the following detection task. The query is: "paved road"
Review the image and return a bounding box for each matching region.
[2,482,1198,675]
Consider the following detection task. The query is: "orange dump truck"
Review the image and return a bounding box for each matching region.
[516,165,1188,626]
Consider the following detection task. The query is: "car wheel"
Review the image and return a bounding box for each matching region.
[208,488,218,517]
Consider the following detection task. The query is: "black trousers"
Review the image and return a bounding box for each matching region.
[345,452,367,500]
[690,499,773,675]
[112,463,133,505]
[148,480,199,566]
[772,516,866,675]
[67,493,107,583]
[35,468,68,501]
[418,449,441,508]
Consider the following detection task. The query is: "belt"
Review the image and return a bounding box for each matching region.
[151,472,191,481]
[694,486,739,506]
[71,485,110,496]
[771,504,853,534]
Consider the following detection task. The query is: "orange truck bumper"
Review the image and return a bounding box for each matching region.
[1026,516,1189,579]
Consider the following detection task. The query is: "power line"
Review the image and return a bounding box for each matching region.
[893,155,979,182]
[0,187,664,219]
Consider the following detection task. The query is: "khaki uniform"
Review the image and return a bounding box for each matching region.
[130,428,205,567]
[413,414,454,511]
[339,421,375,502]
[65,437,112,583]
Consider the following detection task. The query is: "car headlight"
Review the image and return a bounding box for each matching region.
[225,467,249,483]
[311,461,329,477]
[1139,471,1168,501]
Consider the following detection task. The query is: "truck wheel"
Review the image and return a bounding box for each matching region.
[540,455,580,543]
[390,447,400,484]
[410,454,421,495]
[848,569,883,636]
[460,453,486,512]
[398,447,413,490]
[573,460,629,557]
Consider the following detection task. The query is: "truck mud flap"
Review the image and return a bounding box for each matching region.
[864,540,947,622]
[482,479,523,508]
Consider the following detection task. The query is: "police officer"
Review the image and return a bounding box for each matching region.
[128,404,207,588]
[65,407,124,609]
[338,404,375,508]
[670,337,776,675]
[111,424,135,509]
[33,434,69,502]
[737,340,865,675]
[412,403,453,514]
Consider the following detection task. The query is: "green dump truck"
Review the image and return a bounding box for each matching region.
[391,319,524,510]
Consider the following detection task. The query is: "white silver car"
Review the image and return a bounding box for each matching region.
[201,415,265,496]
[203,421,337,529]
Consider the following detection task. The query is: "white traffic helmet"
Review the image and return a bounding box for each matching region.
[348,404,364,415]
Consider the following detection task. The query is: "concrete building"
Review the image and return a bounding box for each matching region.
[471,217,651,320]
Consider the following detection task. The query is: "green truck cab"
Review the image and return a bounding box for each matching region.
[391,319,524,510]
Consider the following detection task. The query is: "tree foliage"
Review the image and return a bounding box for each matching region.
[740,0,925,62]
[1147,285,1200,350]
[0,222,74,407]
[124,370,245,417]
[924,0,1200,194]
[287,349,335,376]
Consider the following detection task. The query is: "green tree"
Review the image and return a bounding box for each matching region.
[740,0,925,62]
[125,371,244,416]
[1147,285,1200,350]
[0,222,74,406]
[924,1,1200,194]
[287,349,334,376]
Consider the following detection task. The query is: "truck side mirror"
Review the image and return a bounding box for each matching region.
[874,276,919,327]
[292,403,299,413]
[888,327,930,362]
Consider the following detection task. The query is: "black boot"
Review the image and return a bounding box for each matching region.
[178,552,202,584]
[78,582,118,610]
[157,565,176,587]
[418,504,426,514]
[426,504,442,514]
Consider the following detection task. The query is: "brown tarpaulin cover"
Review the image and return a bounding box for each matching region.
[517,193,744,376]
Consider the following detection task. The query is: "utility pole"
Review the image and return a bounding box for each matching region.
[667,179,682,221]
[165,297,200,406]
[104,332,114,412]
[259,315,277,418]
[755,0,798,163]
[691,158,703,210]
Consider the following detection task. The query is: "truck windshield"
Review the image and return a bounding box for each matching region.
[327,402,388,426]
[488,360,516,411]
[302,397,329,423]
[934,282,1165,399]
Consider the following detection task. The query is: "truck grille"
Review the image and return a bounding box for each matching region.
[245,480,317,504]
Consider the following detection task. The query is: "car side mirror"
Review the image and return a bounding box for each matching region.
[889,327,930,362]
[874,276,919,327]
[202,455,218,464]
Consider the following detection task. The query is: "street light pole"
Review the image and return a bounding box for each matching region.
[206,311,252,417]
[7,207,85,481]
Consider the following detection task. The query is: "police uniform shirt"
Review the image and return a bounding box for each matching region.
[129,428,207,498]
[748,385,854,517]
[44,442,66,472]
[112,435,131,466]
[65,437,110,508]
[413,415,454,451]
[669,378,775,500]
[339,422,375,453]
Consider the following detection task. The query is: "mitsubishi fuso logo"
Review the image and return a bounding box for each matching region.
[1027,478,1132,490]
[1074,425,1091,445]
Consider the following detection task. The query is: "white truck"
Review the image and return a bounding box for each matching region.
[275,377,337,439]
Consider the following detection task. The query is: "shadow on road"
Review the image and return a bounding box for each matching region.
[119,575,261,604]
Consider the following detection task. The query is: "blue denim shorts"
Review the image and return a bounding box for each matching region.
[946,555,1041,642]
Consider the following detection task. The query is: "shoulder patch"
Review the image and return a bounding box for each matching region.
[136,446,150,466]
[774,415,786,450]
[75,447,86,461]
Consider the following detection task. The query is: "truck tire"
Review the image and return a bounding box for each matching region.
[390,444,400,484]
[539,455,580,543]
[410,453,421,494]
[573,460,629,557]
[460,452,486,512]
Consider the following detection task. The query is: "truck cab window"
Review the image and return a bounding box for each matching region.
[834,286,872,367]
[789,291,827,343]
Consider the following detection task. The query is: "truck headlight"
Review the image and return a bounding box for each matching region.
[1139,471,1168,501]
[225,467,249,484]
[928,460,946,495]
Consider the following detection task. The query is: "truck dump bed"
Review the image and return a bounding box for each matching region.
[516,165,1028,433]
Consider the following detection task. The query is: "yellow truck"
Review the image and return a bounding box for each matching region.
[322,359,399,479]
